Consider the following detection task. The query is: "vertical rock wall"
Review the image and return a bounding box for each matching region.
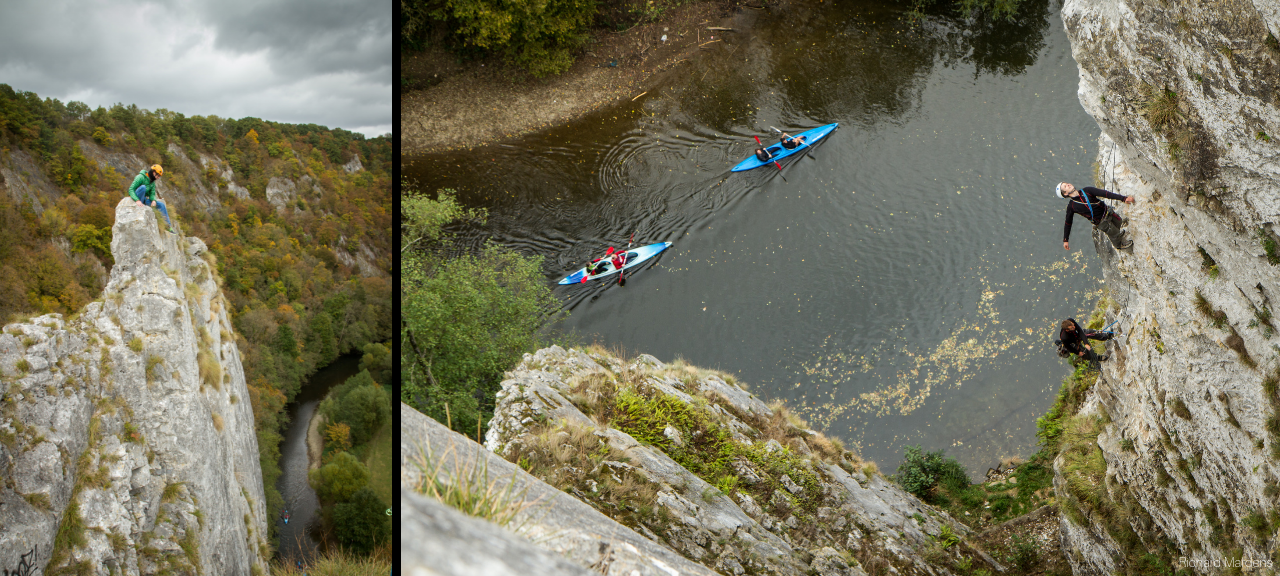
[0,199,269,575]
[1060,0,1280,572]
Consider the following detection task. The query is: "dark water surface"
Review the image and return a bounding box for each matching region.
[407,0,1108,475]
[275,356,360,564]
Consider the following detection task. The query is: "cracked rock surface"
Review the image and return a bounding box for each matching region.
[0,199,268,575]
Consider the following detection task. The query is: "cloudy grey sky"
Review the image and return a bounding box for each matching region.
[0,0,391,138]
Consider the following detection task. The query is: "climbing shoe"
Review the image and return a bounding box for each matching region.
[1098,354,1110,361]
[167,227,176,234]
[1120,239,1134,250]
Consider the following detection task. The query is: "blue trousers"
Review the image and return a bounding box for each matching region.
[147,199,173,228]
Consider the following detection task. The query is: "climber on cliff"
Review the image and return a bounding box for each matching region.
[1056,318,1117,363]
[1057,182,1134,251]
[128,164,175,234]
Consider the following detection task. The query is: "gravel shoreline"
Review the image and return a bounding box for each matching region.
[401,1,757,154]
[307,401,325,470]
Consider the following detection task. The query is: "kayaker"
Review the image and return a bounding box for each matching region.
[610,250,626,271]
[780,133,806,150]
[754,147,774,162]
[1057,182,1134,251]
[1057,318,1116,362]
[590,247,616,275]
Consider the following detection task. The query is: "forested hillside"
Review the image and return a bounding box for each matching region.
[0,83,391,548]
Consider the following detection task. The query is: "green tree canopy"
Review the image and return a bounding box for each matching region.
[309,451,369,504]
[320,370,390,446]
[401,189,562,435]
[406,0,597,77]
[359,342,392,386]
[331,487,390,554]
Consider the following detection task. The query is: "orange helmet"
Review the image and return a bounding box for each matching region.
[151,164,164,177]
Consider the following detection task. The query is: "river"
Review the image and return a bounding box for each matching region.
[406,0,1107,476]
[275,355,360,564]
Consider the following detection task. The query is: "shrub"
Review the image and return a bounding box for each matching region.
[128,337,143,353]
[1008,535,1039,570]
[895,445,968,500]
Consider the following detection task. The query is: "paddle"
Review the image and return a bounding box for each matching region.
[771,126,814,159]
[753,135,786,181]
[618,232,635,286]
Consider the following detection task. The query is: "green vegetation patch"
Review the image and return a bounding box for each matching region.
[1258,228,1280,265]
[894,444,1053,529]
[608,382,830,525]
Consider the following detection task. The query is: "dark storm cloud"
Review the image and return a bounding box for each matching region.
[0,0,390,137]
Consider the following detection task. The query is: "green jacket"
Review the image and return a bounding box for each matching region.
[128,170,156,203]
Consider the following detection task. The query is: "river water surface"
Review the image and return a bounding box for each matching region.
[275,356,360,564]
[407,0,1110,475]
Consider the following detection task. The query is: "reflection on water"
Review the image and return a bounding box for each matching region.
[406,0,1102,477]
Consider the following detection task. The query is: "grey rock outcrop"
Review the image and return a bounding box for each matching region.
[0,199,269,575]
[1,150,60,215]
[265,177,297,214]
[483,345,988,576]
[401,486,595,576]
[342,155,363,174]
[401,402,720,576]
[1059,0,1280,572]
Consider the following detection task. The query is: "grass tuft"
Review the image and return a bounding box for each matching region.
[1142,86,1181,131]
[413,443,533,528]
[1194,290,1228,330]
[198,349,222,391]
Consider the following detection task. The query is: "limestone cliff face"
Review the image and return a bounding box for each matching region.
[1060,0,1280,572]
[0,199,269,575]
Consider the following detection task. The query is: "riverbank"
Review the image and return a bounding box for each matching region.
[307,399,325,471]
[401,0,757,154]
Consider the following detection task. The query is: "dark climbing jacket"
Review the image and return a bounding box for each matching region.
[1063,187,1127,242]
[1058,317,1114,355]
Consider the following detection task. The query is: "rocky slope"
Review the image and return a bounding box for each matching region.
[0,199,268,575]
[406,345,1016,576]
[1055,0,1280,572]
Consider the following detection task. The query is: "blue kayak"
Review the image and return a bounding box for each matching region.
[558,242,672,285]
[731,123,839,172]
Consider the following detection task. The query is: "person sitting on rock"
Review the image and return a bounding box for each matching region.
[780,133,806,150]
[1057,318,1116,363]
[129,164,175,234]
[1057,182,1133,251]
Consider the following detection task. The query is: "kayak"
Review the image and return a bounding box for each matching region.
[558,242,673,285]
[731,123,839,172]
